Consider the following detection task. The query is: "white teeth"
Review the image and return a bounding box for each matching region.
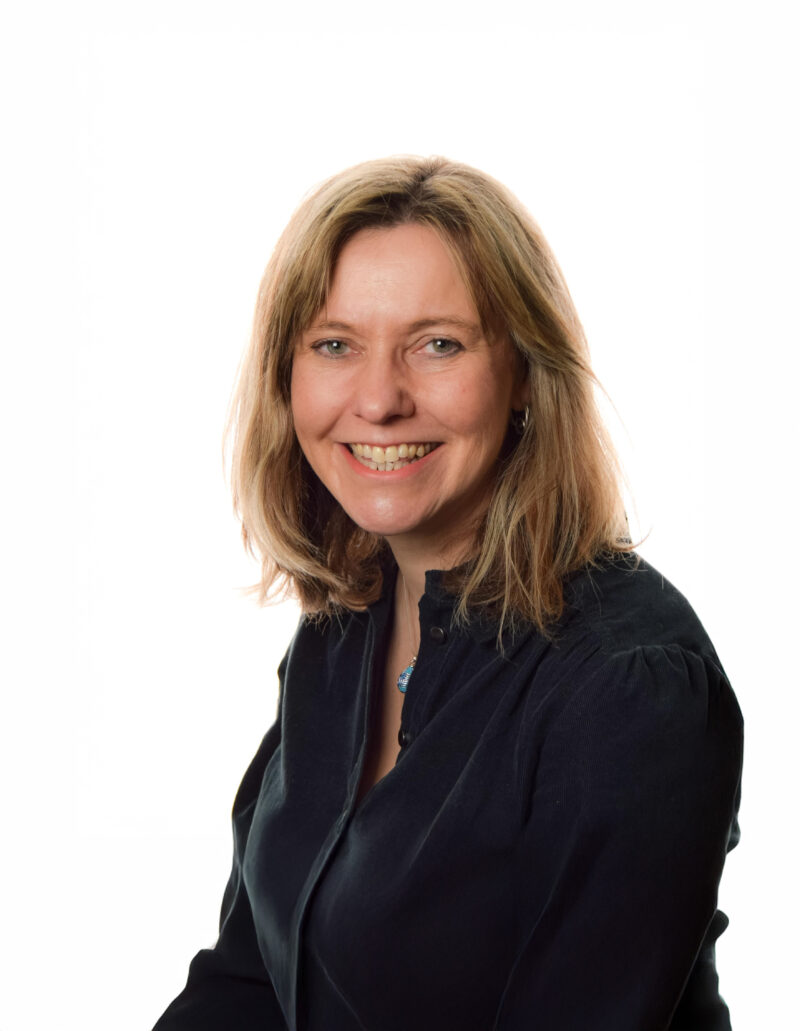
[349,443,438,471]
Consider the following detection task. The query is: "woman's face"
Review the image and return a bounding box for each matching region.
[290,223,528,560]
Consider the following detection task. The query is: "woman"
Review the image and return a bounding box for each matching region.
[154,156,743,1030]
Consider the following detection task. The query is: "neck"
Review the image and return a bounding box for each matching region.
[389,551,427,609]
[387,530,474,610]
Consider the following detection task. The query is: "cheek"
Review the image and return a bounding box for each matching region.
[290,364,330,439]
[429,375,482,423]
[435,373,511,442]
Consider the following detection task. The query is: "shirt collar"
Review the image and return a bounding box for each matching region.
[370,555,503,644]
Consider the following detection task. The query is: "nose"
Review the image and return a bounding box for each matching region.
[353,351,415,424]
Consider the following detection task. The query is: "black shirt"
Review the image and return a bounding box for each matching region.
[154,555,743,1030]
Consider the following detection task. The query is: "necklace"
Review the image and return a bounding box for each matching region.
[396,573,418,694]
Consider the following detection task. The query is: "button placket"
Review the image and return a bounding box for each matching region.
[397,609,452,750]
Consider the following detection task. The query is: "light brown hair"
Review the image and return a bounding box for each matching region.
[228,156,630,635]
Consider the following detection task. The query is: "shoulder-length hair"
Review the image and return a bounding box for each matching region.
[228,155,630,635]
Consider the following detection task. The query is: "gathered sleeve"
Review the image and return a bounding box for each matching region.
[495,645,743,1030]
[152,706,288,1030]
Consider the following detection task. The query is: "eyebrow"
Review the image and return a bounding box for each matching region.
[307,316,482,335]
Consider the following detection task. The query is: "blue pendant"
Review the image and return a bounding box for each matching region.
[396,659,416,694]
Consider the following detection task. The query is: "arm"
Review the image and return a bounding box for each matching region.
[153,710,287,1030]
[495,645,743,1031]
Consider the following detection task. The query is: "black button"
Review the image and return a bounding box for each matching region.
[398,728,411,748]
[429,625,447,644]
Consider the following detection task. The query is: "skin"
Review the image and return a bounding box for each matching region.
[291,223,529,593]
[291,224,529,792]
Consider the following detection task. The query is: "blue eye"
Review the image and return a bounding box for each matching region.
[426,337,461,356]
[313,339,349,357]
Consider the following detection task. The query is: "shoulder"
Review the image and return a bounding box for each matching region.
[276,606,376,715]
[513,555,742,779]
[534,555,743,805]
[282,606,369,663]
[560,553,719,659]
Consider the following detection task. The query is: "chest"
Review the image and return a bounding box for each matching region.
[241,611,566,1028]
[356,630,414,800]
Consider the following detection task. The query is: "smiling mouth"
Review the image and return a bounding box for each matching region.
[348,442,440,472]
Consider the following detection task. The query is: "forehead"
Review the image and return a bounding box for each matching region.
[317,224,480,329]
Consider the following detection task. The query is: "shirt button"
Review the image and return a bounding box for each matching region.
[398,728,411,748]
[429,625,447,644]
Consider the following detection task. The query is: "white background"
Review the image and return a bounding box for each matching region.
[1,1,797,1027]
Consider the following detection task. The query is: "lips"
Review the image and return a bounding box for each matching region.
[348,442,440,471]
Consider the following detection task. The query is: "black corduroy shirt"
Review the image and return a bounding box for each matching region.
[154,555,743,1031]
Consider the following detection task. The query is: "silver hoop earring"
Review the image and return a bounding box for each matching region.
[511,404,530,434]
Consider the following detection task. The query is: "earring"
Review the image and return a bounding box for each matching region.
[511,404,530,434]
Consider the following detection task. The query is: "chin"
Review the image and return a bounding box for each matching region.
[348,515,424,539]
[340,502,431,540]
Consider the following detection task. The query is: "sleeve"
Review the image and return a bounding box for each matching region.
[152,689,288,1030]
[495,645,743,1031]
